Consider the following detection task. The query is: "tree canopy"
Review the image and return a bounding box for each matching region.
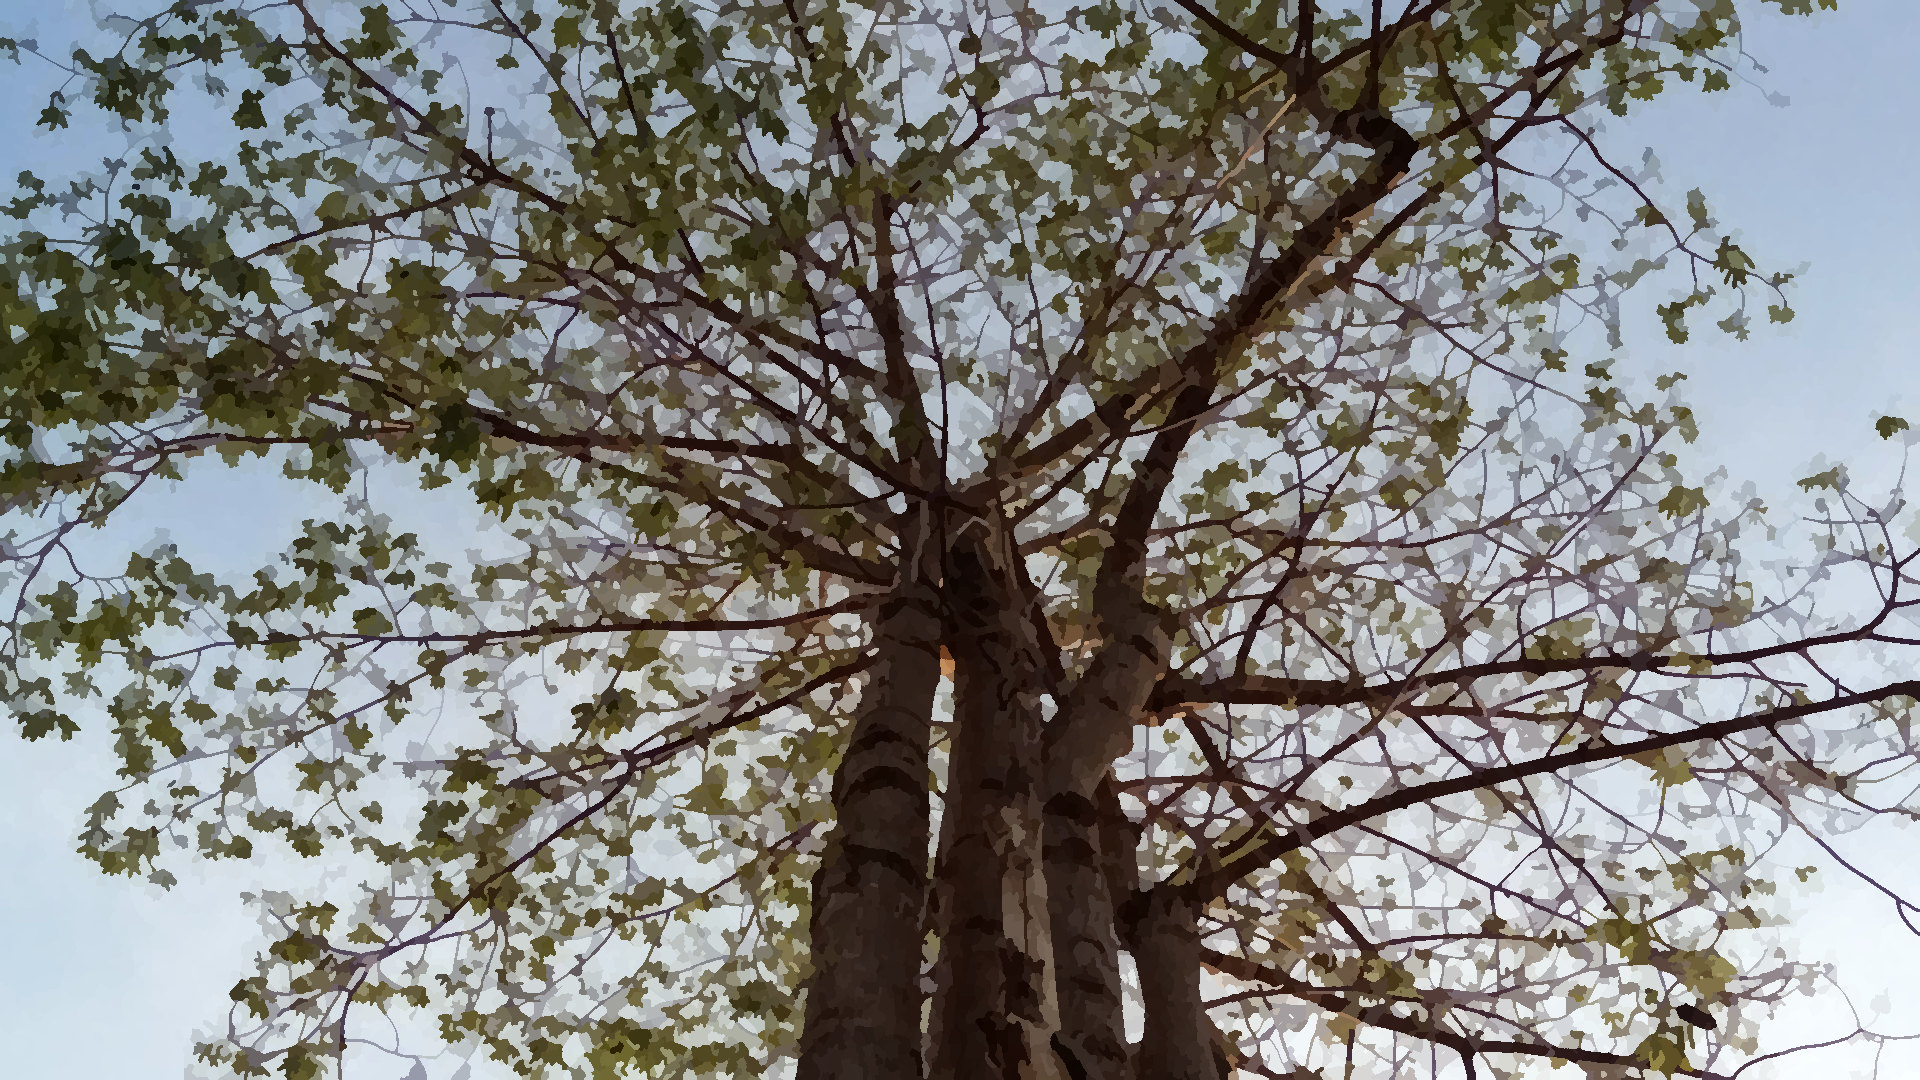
[11,1,1920,1079]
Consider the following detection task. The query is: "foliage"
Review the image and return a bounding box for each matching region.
[4,1,1915,1079]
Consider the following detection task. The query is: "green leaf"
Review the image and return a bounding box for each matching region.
[1797,467,1842,492]
[1657,485,1707,519]
[1634,1031,1691,1075]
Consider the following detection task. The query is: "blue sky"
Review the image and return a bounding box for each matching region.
[4,1,1920,1077]
[1614,1,1920,500]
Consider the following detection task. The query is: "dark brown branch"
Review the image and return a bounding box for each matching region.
[1184,678,1920,903]
[1198,948,1729,1079]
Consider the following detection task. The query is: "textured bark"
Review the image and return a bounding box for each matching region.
[797,573,944,1080]
[927,527,1063,1080]
[1128,887,1230,1080]
[1044,594,1173,800]
[1042,775,1139,1080]
[1040,591,1167,1080]
[1042,790,1123,1080]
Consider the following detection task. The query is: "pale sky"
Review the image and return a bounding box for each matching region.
[4,2,1920,1078]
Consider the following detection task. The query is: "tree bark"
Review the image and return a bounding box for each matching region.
[1040,593,1169,1080]
[927,525,1063,1080]
[1127,887,1230,1080]
[1042,774,1138,1080]
[797,568,944,1080]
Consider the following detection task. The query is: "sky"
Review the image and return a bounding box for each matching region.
[1612,2,1920,502]
[3,1,1920,1078]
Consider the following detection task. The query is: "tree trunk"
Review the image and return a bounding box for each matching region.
[927,526,1063,1080]
[1042,775,1136,1080]
[1041,596,1170,1080]
[1128,887,1229,1080]
[797,571,944,1080]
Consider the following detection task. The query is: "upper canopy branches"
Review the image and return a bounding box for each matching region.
[0,1,1888,1078]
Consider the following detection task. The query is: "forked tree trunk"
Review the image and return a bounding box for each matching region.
[927,527,1063,1080]
[797,567,945,1080]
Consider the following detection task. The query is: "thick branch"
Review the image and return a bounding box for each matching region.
[1185,678,1920,903]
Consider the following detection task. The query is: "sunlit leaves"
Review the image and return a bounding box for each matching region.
[0,0,1874,1077]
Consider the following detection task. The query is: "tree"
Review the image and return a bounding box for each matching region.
[8,1,1919,1079]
